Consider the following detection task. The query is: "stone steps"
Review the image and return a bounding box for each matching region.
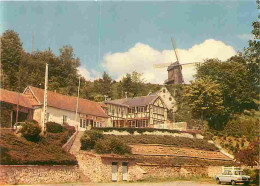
[69,131,91,182]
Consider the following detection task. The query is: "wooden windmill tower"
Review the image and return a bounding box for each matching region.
[154,38,197,85]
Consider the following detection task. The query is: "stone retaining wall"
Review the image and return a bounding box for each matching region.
[0,165,81,185]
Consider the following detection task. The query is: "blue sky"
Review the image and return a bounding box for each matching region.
[0,0,258,83]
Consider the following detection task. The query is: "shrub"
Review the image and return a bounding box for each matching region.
[80,130,103,150]
[20,121,41,142]
[243,169,259,184]
[94,137,131,155]
[46,122,63,133]
[63,123,76,136]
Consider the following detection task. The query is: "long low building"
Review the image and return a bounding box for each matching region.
[23,86,110,131]
[0,87,110,131]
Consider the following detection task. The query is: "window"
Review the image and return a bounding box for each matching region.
[47,113,50,122]
[138,107,144,113]
[112,109,115,115]
[163,89,166,93]
[80,119,83,128]
[83,119,86,128]
[63,115,67,124]
[169,97,172,101]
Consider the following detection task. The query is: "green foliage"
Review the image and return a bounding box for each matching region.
[46,122,63,133]
[243,169,259,184]
[196,59,257,114]
[243,21,260,86]
[80,130,103,150]
[20,121,41,142]
[0,130,77,165]
[1,30,23,91]
[184,77,225,129]
[94,137,131,155]
[223,111,259,138]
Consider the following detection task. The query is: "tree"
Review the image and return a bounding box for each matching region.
[1,30,23,91]
[184,77,225,129]
[196,58,257,114]
[243,21,260,86]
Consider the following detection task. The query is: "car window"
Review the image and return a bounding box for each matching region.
[228,171,232,175]
[223,171,228,175]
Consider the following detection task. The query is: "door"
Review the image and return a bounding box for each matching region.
[112,162,118,182]
[122,162,128,181]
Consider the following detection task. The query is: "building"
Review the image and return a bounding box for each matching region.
[104,95,168,128]
[0,88,34,127]
[23,86,109,131]
[148,86,176,111]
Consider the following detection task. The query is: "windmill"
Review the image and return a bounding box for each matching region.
[154,38,198,85]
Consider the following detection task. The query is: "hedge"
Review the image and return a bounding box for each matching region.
[92,127,198,135]
[80,130,103,150]
[20,121,41,142]
[94,138,131,155]
[46,122,63,133]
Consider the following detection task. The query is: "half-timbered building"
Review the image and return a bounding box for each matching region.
[104,95,168,128]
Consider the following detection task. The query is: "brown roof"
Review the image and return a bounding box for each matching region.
[26,86,109,118]
[0,88,34,109]
[130,144,232,161]
[105,95,159,107]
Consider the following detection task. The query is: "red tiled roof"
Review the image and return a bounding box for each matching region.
[130,144,232,161]
[0,88,34,109]
[27,86,109,118]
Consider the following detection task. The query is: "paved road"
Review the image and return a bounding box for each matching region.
[18,181,220,186]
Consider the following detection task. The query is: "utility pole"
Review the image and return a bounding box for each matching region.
[75,77,81,122]
[42,63,48,132]
[32,33,34,53]
[172,88,176,123]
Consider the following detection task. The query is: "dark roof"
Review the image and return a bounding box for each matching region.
[0,88,35,109]
[26,86,109,118]
[105,95,159,107]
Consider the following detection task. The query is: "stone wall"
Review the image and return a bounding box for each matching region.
[207,166,222,178]
[76,151,221,183]
[0,165,81,185]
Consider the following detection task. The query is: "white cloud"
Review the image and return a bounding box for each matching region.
[101,39,236,84]
[78,66,101,81]
[237,34,254,40]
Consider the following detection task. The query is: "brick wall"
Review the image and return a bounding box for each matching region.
[0,165,81,185]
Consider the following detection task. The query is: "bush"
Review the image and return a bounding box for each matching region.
[46,122,63,133]
[20,121,41,142]
[94,137,131,155]
[80,130,103,150]
[243,169,259,184]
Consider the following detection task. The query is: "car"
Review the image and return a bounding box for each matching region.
[216,167,250,185]
[13,122,25,133]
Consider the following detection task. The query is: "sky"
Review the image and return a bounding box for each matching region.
[0,0,258,84]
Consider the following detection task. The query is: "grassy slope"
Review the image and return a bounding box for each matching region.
[0,130,77,165]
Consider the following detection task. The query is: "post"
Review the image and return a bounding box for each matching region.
[75,77,81,124]
[15,92,20,127]
[42,63,48,132]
